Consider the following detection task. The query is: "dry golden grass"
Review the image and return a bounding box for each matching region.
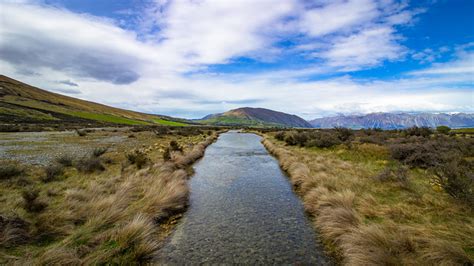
[262,137,473,265]
[0,130,219,264]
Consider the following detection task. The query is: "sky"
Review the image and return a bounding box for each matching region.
[0,0,473,119]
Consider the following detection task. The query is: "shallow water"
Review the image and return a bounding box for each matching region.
[158,131,329,264]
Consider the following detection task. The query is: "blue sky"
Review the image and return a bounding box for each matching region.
[0,0,473,119]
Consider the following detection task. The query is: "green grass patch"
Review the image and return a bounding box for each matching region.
[70,111,150,125]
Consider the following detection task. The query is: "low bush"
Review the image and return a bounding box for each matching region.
[153,127,169,136]
[169,140,183,152]
[0,163,24,180]
[76,156,105,173]
[436,125,451,134]
[163,147,171,161]
[389,142,442,169]
[374,165,410,189]
[22,188,47,213]
[92,147,108,157]
[306,132,341,148]
[403,126,432,137]
[75,129,87,137]
[56,154,74,167]
[274,131,286,141]
[434,159,474,206]
[126,150,149,169]
[334,127,353,142]
[41,164,65,183]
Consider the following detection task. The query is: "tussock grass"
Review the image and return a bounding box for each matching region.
[262,137,473,265]
[1,129,218,264]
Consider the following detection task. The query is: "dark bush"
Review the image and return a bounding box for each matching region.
[22,188,47,213]
[436,125,451,135]
[163,147,171,161]
[76,156,105,173]
[334,127,354,142]
[434,159,474,206]
[56,154,74,167]
[41,164,64,183]
[92,147,108,157]
[169,140,183,152]
[153,127,170,136]
[75,129,87,137]
[0,164,24,180]
[404,126,433,137]
[274,131,286,141]
[389,142,443,169]
[306,132,341,148]
[284,131,298,145]
[375,165,410,189]
[284,131,308,146]
[126,150,149,169]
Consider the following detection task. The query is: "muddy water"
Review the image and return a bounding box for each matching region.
[158,131,329,264]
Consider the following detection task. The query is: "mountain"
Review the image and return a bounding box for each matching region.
[0,75,189,126]
[309,112,474,129]
[199,107,313,128]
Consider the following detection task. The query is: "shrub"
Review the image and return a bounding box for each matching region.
[374,165,410,188]
[284,131,308,146]
[76,156,105,173]
[163,147,171,161]
[127,150,149,169]
[56,154,74,167]
[0,163,24,180]
[389,142,443,169]
[274,131,286,141]
[75,129,87,137]
[335,127,354,142]
[153,127,169,136]
[434,159,474,205]
[404,126,432,137]
[92,147,108,157]
[169,140,183,152]
[306,132,341,148]
[41,164,65,182]
[22,188,47,213]
[436,126,451,135]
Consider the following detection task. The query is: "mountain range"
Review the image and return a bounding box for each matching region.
[309,112,474,129]
[1,75,472,129]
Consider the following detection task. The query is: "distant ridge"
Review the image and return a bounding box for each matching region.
[309,112,474,129]
[0,75,189,126]
[200,107,312,128]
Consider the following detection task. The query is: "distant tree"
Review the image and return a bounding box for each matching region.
[436,126,451,135]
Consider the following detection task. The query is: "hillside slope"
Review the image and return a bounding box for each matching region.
[0,75,188,126]
[199,107,312,128]
[309,112,474,129]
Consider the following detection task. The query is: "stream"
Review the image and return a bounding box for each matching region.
[158,131,329,264]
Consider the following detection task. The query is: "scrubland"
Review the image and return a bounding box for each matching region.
[263,127,473,265]
[0,126,218,264]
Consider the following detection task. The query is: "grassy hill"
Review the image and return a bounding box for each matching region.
[199,107,313,128]
[0,75,189,127]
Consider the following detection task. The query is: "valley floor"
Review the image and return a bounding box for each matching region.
[0,127,217,264]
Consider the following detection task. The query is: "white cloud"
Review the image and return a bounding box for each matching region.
[318,26,404,70]
[0,0,470,120]
[299,0,378,37]
[409,50,474,76]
